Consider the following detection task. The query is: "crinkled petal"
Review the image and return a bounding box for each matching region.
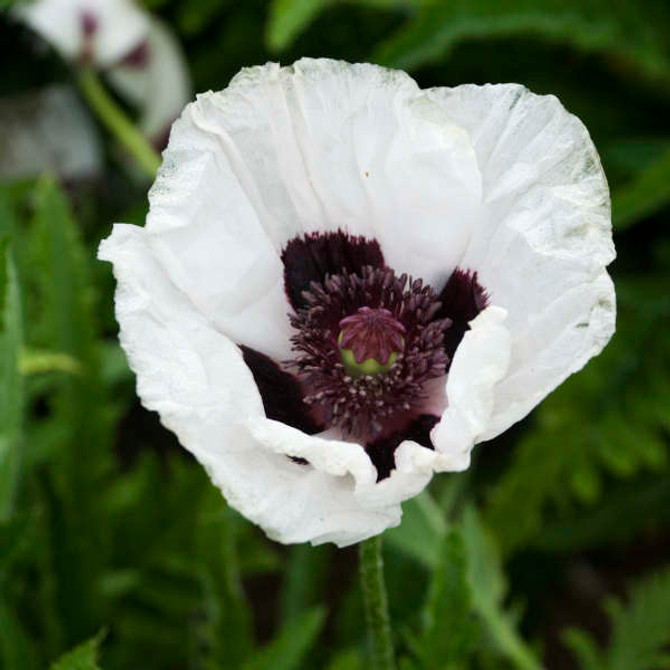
[248,419,434,513]
[145,58,482,338]
[143,133,294,358]
[99,223,403,547]
[426,83,615,439]
[430,306,511,470]
[16,0,149,67]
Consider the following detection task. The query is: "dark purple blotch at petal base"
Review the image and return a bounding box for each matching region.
[366,414,440,481]
[437,269,489,360]
[281,230,385,311]
[240,346,323,435]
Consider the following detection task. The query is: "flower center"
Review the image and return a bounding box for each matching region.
[338,307,405,377]
[287,266,451,440]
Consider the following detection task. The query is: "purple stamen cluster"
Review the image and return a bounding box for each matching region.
[288,266,452,440]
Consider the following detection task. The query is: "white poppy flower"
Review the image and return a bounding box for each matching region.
[16,0,150,67]
[15,0,191,144]
[99,59,615,547]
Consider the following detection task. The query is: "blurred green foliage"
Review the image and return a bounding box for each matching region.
[1,0,669,668]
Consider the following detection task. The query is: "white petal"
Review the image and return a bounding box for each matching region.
[142,58,483,354]
[247,418,434,514]
[99,223,402,547]
[157,59,482,284]
[426,84,615,439]
[144,131,294,358]
[16,0,150,67]
[106,18,191,141]
[431,306,511,469]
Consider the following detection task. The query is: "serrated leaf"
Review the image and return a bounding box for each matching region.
[563,569,670,670]
[485,276,670,554]
[242,606,326,670]
[605,569,670,670]
[50,632,105,670]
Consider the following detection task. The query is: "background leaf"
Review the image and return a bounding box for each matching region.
[266,0,332,51]
[0,238,22,522]
[414,527,479,670]
[372,0,670,89]
[613,145,670,229]
[242,607,326,670]
[50,632,105,670]
[563,568,670,670]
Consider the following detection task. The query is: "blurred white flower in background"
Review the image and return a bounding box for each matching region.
[16,0,149,67]
[0,85,102,180]
[14,0,191,146]
[101,59,615,547]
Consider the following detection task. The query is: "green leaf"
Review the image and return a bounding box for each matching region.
[0,238,23,522]
[0,237,7,326]
[373,1,670,89]
[485,276,670,554]
[266,0,332,51]
[19,349,83,376]
[325,648,363,670]
[564,569,670,670]
[613,145,670,229]
[604,569,670,670]
[26,176,113,646]
[242,606,326,670]
[195,498,255,670]
[0,601,41,670]
[280,544,329,624]
[462,507,542,670]
[534,477,670,553]
[562,629,602,670]
[416,527,479,670]
[385,490,447,569]
[50,632,104,670]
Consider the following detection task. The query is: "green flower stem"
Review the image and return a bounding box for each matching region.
[359,535,395,670]
[76,67,161,178]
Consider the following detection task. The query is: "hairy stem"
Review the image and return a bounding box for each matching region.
[359,535,395,670]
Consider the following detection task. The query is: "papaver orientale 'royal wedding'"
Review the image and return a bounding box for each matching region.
[100,59,615,547]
